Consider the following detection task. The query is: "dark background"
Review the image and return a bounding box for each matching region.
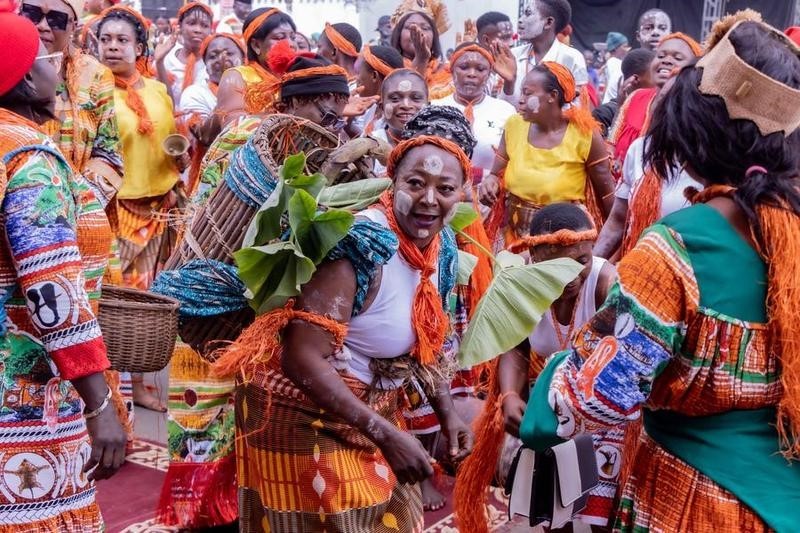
[140,0,183,21]
[568,0,795,51]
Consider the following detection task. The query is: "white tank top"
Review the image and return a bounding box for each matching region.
[336,209,439,389]
[528,257,606,358]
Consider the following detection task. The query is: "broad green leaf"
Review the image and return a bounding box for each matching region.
[456,250,478,285]
[496,250,525,270]
[287,172,327,199]
[280,153,306,181]
[234,242,315,313]
[287,189,318,236]
[318,178,392,211]
[448,202,479,232]
[458,258,584,367]
[242,180,288,248]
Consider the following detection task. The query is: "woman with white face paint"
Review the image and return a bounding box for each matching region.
[479,62,615,249]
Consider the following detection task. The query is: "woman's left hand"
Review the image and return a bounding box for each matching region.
[440,411,474,463]
[175,151,191,173]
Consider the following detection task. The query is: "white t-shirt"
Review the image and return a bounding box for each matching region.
[616,137,703,217]
[432,94,516,175]
[501,40,589,104]
[178,82,217,117]
[163,45,208,100]
[602,56,623,104]
[216,15,244,35]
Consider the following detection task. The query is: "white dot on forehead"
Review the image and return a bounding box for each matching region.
[397,80,413,92]
[423,155,444,175]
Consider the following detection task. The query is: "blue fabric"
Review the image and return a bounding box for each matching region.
[437,227,457,309]
[150,260,246,318]
[223,139,278,209]
[325,219,398,316]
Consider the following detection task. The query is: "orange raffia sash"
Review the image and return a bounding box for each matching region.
[378,191,448,366]
[621,168,662,257]
[213,301,348,380]
[242,62,280,114]
[114,71,154,136]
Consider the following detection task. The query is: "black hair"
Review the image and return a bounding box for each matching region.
[538,0,571,34]
[178,4,212,24]
[369,45,404,70]
[322,22,362,53]
[644,22,800,242]
[243,7,296,62]
[622,48,655,79]
[637,8,670,29]
[402,105,477,158]
[380,68,429,99]
[476,11,510,36]
[530,203,592,235]
[97,9,149,59]
[390,12,443,62]
[531,64,568,106]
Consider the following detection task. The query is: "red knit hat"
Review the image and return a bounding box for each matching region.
[0,2,40,97]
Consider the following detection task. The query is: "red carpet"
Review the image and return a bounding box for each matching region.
[96,440,511,532]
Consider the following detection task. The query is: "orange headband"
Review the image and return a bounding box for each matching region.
[450,44,494,69]
[281,64,349,84]
[541,61,577,102]
[361,44,394,77]
[541,61,599,134]
[177,2,213,23]
[101,4,151,31]
[387,136,472,182]
[659,32,704,57]
[507,229,598,254]
[199,32,245,59]
[324,23,359,58]
[243,8,280,51]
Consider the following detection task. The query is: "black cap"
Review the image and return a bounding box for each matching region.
[281,55,350,99]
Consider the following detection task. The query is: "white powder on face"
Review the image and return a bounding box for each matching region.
[423,155,444,176]
[394,190,414,215]
[417,228,431,239]
[526,95,540,112]
[424,188,435,203]
[122,47,137,64]
[397,80,412,91]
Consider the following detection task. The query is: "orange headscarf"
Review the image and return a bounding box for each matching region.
[450,44,494,123]
[199,32,245,59]
[242,7,280,58]
[541,61,599,135]
[177,2,214,91]
[659,31,704,56]
[361,44,394,77]
[384,136,471,365]
[323,22,359,57]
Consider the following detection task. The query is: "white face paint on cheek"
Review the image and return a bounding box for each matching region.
[422,155,444,176]
[122,47,137,64]
[394,190,414,216]
[397,80,412,92]
[526,95,540,112]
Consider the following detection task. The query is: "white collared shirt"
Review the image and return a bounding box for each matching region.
[500,39,589,105]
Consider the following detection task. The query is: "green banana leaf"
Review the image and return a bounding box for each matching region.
[318,178,392,211]
[280,153,306,180]
[288,190,355,263]
[457,250,478,286]
[448,202,479,232]
[241,180,287,248]
[234,242,315,313]
[458,257,584,367]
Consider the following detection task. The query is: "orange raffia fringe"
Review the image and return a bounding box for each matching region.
[242,62,279,114]
[541,61,600,135]
[242,8,280,52]
[211,301,348,380]
[483,169,506,243]
[361,44,394,77]
[621,168,661,258]
[386,135,472,182]
[379,192,448,366]
[114,71,154,136]
[281,64,349,84]
[324,22,358,57]
[507,228,598,254]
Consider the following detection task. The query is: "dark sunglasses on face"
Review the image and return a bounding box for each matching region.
[314,101,346,132]
[21,3,71,31]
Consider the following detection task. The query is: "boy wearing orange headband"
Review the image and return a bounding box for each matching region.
[317,21,362,80]
[156,2,213,102]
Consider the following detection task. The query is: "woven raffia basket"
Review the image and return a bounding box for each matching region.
[166,115,339,357]
[98,286,179,372]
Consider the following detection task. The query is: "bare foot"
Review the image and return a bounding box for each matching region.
[132,381,166,412]
[421,477,446,512]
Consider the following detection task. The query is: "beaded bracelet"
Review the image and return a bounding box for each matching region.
[83,388,112,420]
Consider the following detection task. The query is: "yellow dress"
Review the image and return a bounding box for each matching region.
[115,78,180,199]
[503,113,592,205]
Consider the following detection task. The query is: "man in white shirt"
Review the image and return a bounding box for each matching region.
[216,0,252,35]
[494,0,588,104]
[602,32,629,104]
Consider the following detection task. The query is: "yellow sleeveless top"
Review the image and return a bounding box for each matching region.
[233,65,265,86]
[503,114,592,205]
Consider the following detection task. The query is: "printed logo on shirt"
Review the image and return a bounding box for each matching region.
[576,336,618,400]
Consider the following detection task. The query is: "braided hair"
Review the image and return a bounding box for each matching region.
[97,9,149,61]
[403,105,477,158]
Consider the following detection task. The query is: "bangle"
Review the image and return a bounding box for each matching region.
[83,388,112,420]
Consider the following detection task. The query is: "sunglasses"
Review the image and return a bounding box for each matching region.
[21,4,71,31]
[314,102,346,132]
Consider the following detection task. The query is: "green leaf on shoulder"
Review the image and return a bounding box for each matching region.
[458,257,584,367]
[318,178,392,211]
[242,180,288,248]
[287,172,327,199]
[280,152,306,181]
[448,202,479,233]
[234,242,316,313]
[289,189,355,263]
[457,250,478,285]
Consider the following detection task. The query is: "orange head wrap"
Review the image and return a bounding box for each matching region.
[242,7,280,60]
[541,61,599,135]
[175,3,214,91]
[177,1,213,23]
[507,228,598,254]
[199,32,245,59]
[323,22,359,58]
[450,43,494,69]
[387,135,472,182]
[361,44,395,77]
[659,31,704,57]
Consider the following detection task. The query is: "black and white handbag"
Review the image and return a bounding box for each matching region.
[505,435,599,529]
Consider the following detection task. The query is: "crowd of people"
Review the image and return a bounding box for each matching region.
[1,0,800,531]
